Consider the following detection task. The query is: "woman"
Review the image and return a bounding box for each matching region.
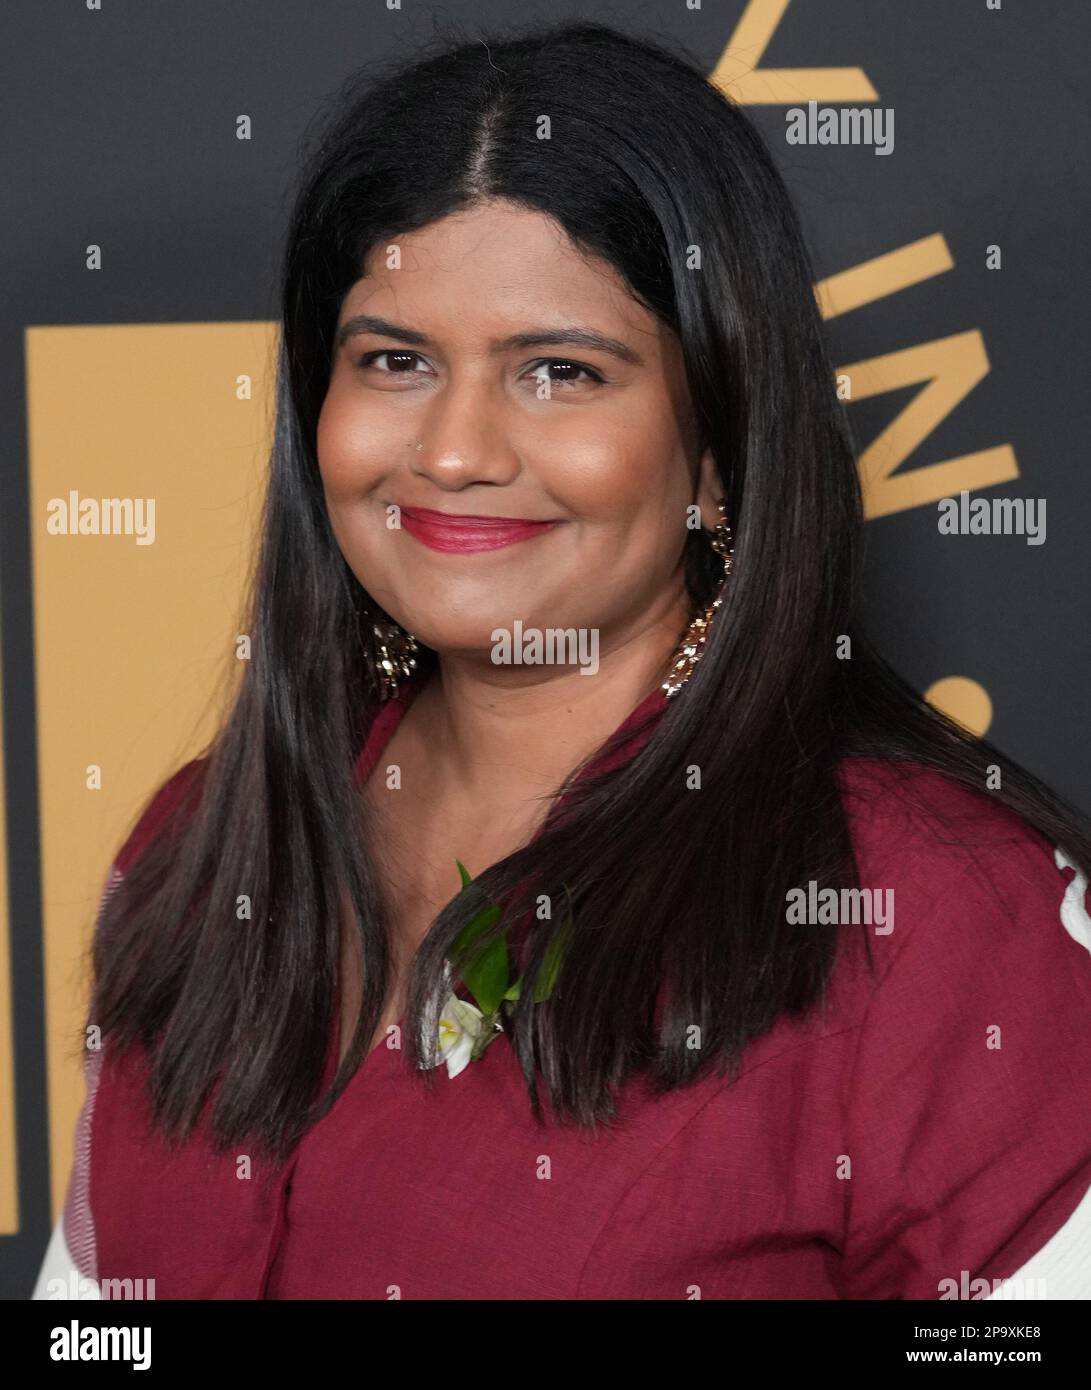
[34,20,1091,1300]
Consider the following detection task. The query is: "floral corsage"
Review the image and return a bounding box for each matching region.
[421,860,572,1079]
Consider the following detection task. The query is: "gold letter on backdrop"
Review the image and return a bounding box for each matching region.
[816,237,1018,518]
[706,0,1017,523]
[710,0,878,103]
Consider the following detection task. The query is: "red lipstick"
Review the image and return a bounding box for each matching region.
[398,505,561,554]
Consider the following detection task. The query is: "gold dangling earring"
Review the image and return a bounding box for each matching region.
[371,615,420,702]
[370,459,426,700]
[662,498,735,699]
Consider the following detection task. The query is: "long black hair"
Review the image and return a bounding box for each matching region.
[86,19,1091,1163]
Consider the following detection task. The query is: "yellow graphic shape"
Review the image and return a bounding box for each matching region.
[839,332,1019,520]
[710,0,878,104]
[25,321,273,1218]
[815,234,954,322]
[925,676,993,738]
[816,236,1020,520]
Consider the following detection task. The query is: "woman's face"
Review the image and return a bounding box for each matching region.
[317,198,719,662]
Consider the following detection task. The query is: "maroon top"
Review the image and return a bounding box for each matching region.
[63,676,1091,1299]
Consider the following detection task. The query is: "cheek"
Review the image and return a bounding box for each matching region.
[314,393,388,582]
[540,401,692,523]
[315,384,390,499]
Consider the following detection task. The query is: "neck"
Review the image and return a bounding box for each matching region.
[413,586,691,804]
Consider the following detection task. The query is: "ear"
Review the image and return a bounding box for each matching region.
[694,447,723,531]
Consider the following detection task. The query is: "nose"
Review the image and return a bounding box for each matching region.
[408,369,521,490]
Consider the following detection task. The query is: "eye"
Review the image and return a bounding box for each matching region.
[355,349,431,375]
[525,358,606,390]
[351,350,605,390]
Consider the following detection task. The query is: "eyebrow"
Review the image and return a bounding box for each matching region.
[334,314,645,367]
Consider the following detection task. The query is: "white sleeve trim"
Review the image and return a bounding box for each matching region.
[30,1215,101,1300]
[1054,846,1091,955]
[984,849,1091,1299]
[985,1176,1091,1299]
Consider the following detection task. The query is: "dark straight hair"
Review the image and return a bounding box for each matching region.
[87,20,1091,1162]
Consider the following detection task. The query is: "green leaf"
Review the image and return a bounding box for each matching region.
[450,899,501,958]
[449,867,500,961]
[449,860,510,1015]
[462,933,510,1015]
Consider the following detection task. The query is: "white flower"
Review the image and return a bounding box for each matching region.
[423,994,488,1079]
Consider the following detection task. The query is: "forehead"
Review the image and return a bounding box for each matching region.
[337,199,660,344]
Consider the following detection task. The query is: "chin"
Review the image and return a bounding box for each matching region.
[397,615,522,656]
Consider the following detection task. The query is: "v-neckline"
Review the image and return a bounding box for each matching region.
[324,668,672,1092]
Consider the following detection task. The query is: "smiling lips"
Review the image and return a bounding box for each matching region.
[398,505,562,553]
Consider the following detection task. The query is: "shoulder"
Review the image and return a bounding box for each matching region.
[834,755,1085,961]
[831,758,1091,1297]
[113,757,208,877]
[825,753,1091,1053]
[836,754,1052,856]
